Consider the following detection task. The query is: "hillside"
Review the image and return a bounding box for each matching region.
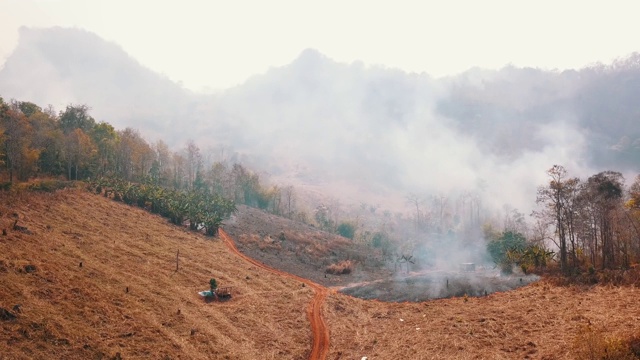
[2,188,640,359]
[223,204,391,287]
[0,188,312,359]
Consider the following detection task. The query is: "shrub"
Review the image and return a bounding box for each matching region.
[336,222,356,239]
[325,260,354,275]
[487,231,554,273]
[487,231,527,266]
[371,231,394,258]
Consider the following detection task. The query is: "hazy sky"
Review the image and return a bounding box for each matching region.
[2,0,639,92]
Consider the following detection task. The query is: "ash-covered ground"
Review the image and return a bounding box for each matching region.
[338,268,540,302]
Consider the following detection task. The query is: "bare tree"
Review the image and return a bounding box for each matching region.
[406,193,425,229]
[535,165,574,272]
[185,140,202,189]
[283,185,296,218]
[432,193,449,233]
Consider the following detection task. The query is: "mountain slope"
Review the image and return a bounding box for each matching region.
[0,188,311,359]
[0,27,194,139]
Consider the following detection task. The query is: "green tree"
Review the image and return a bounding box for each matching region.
[231,163,264,207]
[185,140,202,189]
[18,101,42,118]
[314,204,334,231]
[208,161,232,198]
[151,140,172,187]
[59,104,96,134]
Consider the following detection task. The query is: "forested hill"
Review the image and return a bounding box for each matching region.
[0,27,194,140]
[1,27,639,201]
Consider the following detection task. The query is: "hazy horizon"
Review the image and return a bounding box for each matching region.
[3,1,640,92]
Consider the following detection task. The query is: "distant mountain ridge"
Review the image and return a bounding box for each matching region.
[0,27,193,138]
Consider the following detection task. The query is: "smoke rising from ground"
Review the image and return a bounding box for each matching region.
[213,51,596,218]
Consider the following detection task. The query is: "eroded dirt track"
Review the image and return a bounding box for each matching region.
[220,230,329,360]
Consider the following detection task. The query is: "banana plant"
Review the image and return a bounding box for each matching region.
[88,176,236,235]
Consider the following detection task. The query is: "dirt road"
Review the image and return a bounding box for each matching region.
[220,230,330,360]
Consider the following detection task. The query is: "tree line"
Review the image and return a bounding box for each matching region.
[0,96,299,226]
[534,165,640,272]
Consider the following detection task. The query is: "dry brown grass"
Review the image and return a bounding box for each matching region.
[325,281,640,359]
[572,324,639,359]
[238,233,283,252]
[325,261,354,275]
[0,189,313,359]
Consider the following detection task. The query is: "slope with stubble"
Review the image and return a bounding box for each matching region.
[0,188,312,359]
[325,279,640,359]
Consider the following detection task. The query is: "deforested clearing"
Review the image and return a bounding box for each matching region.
[1,189,640,359]
[0,189,311,359]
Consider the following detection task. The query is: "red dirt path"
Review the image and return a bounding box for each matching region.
[220,230,330,360]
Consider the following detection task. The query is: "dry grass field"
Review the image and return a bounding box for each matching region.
[1,186,640,359]
[326,282,640,359]
[0,188,312,359]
